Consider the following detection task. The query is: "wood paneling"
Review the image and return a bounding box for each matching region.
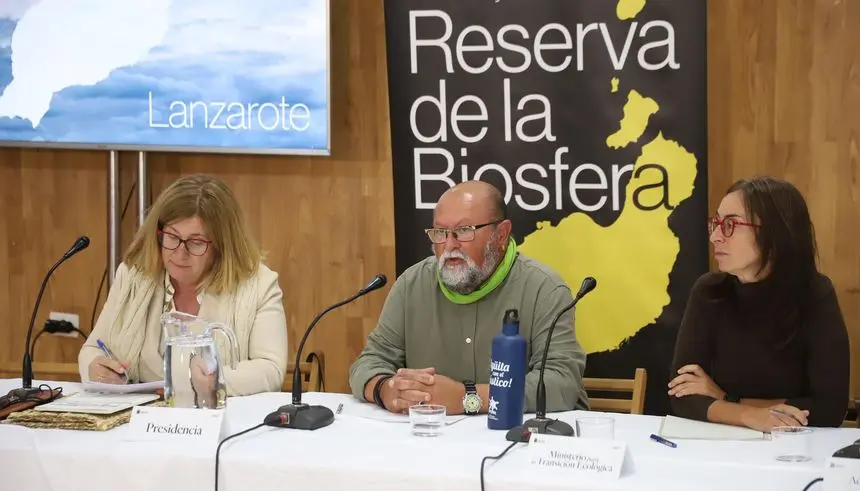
[0,0,394,395]
[1,0,859,401]
[708,0,860,395]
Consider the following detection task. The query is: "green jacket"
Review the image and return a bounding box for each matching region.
[348,253,589,412]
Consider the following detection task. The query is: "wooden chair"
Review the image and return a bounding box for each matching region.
[583,368,647,414]
[282,351,325,393]
[840,399,859,428]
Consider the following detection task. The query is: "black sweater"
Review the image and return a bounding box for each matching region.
[670,272,850,427]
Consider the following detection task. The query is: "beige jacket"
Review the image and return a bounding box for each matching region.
[78,262,288,396]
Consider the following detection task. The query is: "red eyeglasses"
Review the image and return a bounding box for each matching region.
[708,216,759,237]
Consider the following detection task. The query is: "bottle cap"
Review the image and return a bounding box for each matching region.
[503,309,519,324]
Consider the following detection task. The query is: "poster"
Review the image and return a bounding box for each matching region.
[384,0,708,415]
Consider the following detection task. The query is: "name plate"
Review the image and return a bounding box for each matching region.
[126,405,225,448]
[527,433,627,480]
[825,457,860,491]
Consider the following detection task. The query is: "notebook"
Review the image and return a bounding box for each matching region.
[659,415,766,440]
[32,392,160,415]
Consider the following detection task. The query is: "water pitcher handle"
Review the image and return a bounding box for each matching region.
[207,323,239,370]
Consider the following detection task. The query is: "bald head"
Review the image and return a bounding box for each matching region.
[434,181,506,223]
[431,181,512,294]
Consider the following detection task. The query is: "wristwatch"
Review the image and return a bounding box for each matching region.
[462,380,482,415]
[723,393,740,403]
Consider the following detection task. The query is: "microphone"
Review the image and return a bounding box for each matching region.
[266,274,388,431]
[19,236,90,393]
[505,276,597,443]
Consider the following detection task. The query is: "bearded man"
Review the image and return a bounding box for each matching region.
[348,181,588,415]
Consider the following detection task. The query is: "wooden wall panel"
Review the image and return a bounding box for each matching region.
[1,0,859,401]
[708,0,860,395]
[0,0,394,394]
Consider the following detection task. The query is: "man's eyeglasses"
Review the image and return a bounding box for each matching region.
[425,219,503,244]
[157,230,212,256]
[708,216,759,238]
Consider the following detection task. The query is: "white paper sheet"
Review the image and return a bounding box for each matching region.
[339,401,468,425]
[33,392,160,415]
[81,380,164,394]
[659,415,766,440]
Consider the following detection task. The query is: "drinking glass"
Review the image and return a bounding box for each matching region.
[409,404,446,437]
[575,416,615,439]
[771,426,812,462]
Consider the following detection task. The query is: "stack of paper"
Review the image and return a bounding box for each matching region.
[33,392,160,415]
[659,415,766,440]
[82,380,163,394]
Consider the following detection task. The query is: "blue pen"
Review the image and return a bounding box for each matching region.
[96,339,128,382]
[96,339,118,361]
[650,434,677,448]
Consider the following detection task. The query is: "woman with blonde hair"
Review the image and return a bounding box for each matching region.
[78,174,288,397]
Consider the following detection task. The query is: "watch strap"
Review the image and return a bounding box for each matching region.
[463,379,477,395]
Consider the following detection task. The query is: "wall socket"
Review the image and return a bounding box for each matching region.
[48,311,80,338]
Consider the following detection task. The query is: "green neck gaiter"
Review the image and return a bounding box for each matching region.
[437,238,518,305]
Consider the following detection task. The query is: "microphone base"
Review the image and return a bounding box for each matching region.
[833,441,860,459]
[267,403,334,431]
[505,417,575,443]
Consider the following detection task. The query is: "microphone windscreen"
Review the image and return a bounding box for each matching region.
[361,274,387,293]
[577,277,597,297]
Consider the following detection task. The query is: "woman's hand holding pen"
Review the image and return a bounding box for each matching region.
[87,356,129,384]
[740,404,809,432]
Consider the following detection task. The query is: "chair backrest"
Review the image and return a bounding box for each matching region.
[841,399,859,428]
[282,351,325,393]
[583,367,647,414]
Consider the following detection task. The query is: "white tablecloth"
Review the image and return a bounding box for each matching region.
[1,379,855,491]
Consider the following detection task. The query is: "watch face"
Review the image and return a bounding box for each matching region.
[463,394,482,413]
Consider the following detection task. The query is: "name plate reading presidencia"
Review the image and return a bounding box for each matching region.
[527,433,627,481]
[126,406,225,448]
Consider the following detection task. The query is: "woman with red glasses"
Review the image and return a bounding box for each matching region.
[77,174,288,398]
[668,176,849,430]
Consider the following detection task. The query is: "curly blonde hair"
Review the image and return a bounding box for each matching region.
[123,174,263,294]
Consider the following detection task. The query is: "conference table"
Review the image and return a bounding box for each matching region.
[0,378,854,491]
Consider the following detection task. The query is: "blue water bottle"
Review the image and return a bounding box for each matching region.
[487,309,527,430]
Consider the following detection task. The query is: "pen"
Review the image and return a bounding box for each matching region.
[650,434,677,448]
[96,339,119,361]
[96,339,128,382]
[769,408,805,425]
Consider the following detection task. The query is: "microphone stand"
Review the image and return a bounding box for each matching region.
[16,237,90,397]
[505,277,596,443]
[266,275,387,430]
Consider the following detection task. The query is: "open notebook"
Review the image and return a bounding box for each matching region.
[659,415,767,440]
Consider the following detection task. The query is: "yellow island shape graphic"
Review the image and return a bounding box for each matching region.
[519,84,698,354]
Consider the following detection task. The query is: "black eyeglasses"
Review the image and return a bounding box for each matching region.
[424,220,503,244]
[157,230,212,256]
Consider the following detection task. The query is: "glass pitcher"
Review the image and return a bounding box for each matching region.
[161,311,239,409]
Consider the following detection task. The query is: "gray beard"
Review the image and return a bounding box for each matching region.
[437,238,502,295]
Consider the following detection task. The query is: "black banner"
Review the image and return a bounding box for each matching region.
[384,0,708,415]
